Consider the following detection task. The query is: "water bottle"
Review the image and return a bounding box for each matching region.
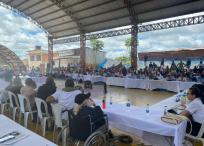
[181,90,187,105]
[146,104,150,114]
[102,99,106,109]
[126,99,131,107]
[164,106,167,115]
[110,96,113,105]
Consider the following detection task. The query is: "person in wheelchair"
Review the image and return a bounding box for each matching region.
[69,93,106,141]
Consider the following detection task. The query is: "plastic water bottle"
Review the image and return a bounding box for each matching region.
[109,96,112,105]
[126,99,131,107]
[102,99,106,109]
[102,96,106,109]
[164,106,167,115]
[181,91,187,105]
[146,104,150,114]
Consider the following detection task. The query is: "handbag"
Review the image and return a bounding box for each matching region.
[161,113,188,125]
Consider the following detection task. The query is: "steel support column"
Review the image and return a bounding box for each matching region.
[123,0,138,69]
[80,33,86,70]
[131,25,138,69]
[48,35,53,73]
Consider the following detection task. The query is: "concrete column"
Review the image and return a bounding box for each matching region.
[80,33,86,70]
[131,25,138,69]
[48,35,53,73]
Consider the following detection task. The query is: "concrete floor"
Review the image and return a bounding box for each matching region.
[55,79,175,107]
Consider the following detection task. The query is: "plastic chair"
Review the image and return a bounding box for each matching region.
[186,122,204,145]
[51,103,68,146]
[8,91,20,121]
[0,91,9,114]
[18,94,37,128]
[35,97,53,136]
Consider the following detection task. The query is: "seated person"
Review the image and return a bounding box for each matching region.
[20,78,37,109]
[4,76,22,106]
[180,87,204,137]
[37,76,56,115]
[70,93,106,141]
[46,78,82,109]
[84,74,92,89]
[6,76,22,95]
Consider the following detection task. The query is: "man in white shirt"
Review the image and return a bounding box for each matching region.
[50,89,81,109]
[46,78,82,109]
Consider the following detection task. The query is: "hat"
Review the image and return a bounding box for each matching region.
[75,93,91,105]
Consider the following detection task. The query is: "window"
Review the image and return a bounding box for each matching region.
[36,55,41,61]
[30,56,34,61]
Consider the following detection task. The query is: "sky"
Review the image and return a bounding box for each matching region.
[0,4,204,60]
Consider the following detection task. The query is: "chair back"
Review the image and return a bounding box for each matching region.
[18,94,32,113]
[8,91,19,108]
[198,122,204,137]
[51,103,64,128]
[68,110,92,141]
[35,97,49,119]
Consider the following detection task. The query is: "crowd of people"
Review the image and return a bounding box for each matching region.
[0,76,106,141]
[50,61,204,83]
[1,60,204,142]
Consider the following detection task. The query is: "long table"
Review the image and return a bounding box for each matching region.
[0,115,57,146]
[96,93,187,146]
[90,76,197,92]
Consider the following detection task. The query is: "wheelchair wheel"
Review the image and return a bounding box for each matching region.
[84,131,106,146]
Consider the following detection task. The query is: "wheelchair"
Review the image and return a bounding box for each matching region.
[61,110,109,146]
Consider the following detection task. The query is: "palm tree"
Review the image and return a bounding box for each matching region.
[90,37,104,68]
[125,37,131,57]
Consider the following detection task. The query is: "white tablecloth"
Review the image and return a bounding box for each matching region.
[124,78,149,89]
[179,82,197,91]
[88,76,197,92]
[106,77,126,86]
[149,80,180,92]
[96,94,187,146]
[91,76,107,83]
[0,115,57,146]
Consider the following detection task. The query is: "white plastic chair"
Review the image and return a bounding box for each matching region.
[0,91,9,114]
[35,97,53,136]
[186,122,204,145]
[8,91,20,121]
[18,94,37,128]
[51,103,68,146]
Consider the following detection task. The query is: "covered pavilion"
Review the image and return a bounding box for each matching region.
[0,0,204,70]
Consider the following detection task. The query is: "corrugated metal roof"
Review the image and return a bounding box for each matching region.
[1,0,204,39]
[0,44,26,70]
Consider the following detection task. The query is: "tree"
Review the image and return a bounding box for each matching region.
[115,56,130,65]
[90,37,104,67]
[125,37,131,57]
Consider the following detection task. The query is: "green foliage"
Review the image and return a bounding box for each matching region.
[124,37,131,57]
[90,37,104,51]
[115,56,130,65]
[125,37,131,50]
